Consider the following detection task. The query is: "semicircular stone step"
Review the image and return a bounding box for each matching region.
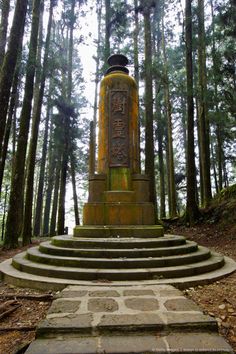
[52,235,187,249]
[26,246,211,269]
[12,251,224,281]
[39,240,198,258]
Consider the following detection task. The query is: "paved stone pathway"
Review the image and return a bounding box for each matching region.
[26,284,233,354]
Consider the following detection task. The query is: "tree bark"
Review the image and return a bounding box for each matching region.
[57,0,75,235]
[22,0,54,245]
[197,0,212,206]
[0,0,28,160]
[185,0,199,224]
[49,160,60,236]
[104,0,111,69]
[153,1,165,218]
[0,0,10,66]
[0,39,23,196]
[33,96,51,236]
[92,0,102,171]
[70,152,80,226]
[4,0,41,249]
[161,14,177,218]
[143,3,158,222]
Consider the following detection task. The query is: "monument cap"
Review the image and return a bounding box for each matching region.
[106,54,129,75]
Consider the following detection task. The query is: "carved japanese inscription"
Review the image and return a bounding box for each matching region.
[109,90,129,167]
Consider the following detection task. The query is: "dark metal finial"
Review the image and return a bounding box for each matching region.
[105,54,129,75]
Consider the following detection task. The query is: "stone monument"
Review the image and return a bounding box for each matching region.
[74,54,163,236]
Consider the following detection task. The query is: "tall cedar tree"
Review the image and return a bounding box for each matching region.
[197,0,212,206]
[33,82,53,236]
[0,30,24,195]
[185,0,200,224]
[0,0,10,66]
[0,0,28,161]
[104,0,111,69]
[4,0,41,248]
[91,0,102,174]
[57,0,76,235]
[161,12,177,217]
[22,0,54,245]
[153,1,166,218]
[143,1,158,222]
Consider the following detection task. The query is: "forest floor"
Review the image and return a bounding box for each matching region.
[0,223,236,353]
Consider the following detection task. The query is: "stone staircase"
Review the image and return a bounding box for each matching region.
[1,226,235,290]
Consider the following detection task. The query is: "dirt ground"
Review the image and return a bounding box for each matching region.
[0,225,236,354]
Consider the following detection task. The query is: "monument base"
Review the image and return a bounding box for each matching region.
[73,225,164,238]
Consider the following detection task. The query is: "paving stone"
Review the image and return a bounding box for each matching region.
[88,290,120,297]
[164,312,217,330]
[59,290,88,298]
[164,298,201,312]
[159,289,183,297]
[88,298,119,312]
[47,299,81,314]
[100,335,167,353]
[167,332,234,353]
[123,289,155,296]
[38,313,93,334]
[124,297,159,311]
[98,313,164,330]
[25,337,98,354]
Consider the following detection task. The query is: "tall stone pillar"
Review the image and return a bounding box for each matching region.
[74,54,163,236]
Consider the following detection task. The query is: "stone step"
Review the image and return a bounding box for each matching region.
[27,246,211,269]
[25,333,234,354]
[39,240,198,258]
[1,254,236,290]
[52,234,186,249]
[73,225,164,238]
[12,251,224,281]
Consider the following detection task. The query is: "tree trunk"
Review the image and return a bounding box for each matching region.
[22,0,54,245]
[133,0,139,87]
[161,15,177,218]
[153,1,165,219]
[0,0,28,160]
[0,0,10,66]
[197,0,212,206]
[42,146,56,236]
[185,0,199,225]
[57,0,75,235]
[92,0,102,172]
[210,0,223,191]
[33,96,51,236]
[49,161,60,236]
[143,3,158,223]
[104,0,111,69]
[4,0,41,249]
[89,121,95,175]
[0,40,23,196]
[57,141,68,235]
[70,152,80,226]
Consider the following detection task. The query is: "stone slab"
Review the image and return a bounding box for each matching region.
[26,333,234,354]
[167,332,234,353]
[124,297,159,311]
[47,299,81,314]
[164,298,201,311]
[25,337,98,354]
[100,334,167,353]
[37,313,94,335]
[88,298,119,312]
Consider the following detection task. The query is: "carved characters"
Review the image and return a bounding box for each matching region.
[109,90,129,166]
